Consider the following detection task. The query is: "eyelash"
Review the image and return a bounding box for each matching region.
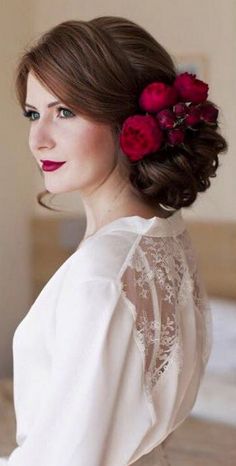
[22,106,75,121]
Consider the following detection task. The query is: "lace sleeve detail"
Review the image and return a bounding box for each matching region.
[179,230,213,366]
[120,229,212,404]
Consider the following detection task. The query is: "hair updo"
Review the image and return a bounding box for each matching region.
[14,15,228,212]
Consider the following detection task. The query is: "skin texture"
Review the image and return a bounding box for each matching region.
[25,72,169,240]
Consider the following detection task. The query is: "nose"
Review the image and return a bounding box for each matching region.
[29,118,56,153]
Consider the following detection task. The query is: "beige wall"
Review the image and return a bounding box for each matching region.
[0,0,235,377]
[0,1,34,377]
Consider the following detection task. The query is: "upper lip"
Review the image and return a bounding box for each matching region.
[40,159,66,164]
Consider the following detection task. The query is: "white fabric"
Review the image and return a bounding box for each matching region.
[0,459,8,465]
[0,209,212,465]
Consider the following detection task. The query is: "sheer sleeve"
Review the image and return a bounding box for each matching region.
[2,277,153,466]
[118,229,213,460]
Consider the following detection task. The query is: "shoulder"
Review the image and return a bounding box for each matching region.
[67,231,139,283]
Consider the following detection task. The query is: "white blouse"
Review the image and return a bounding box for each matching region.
[0,209,213,466]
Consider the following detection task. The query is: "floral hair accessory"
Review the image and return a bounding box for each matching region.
[119,72,219,162]
[118,114,164,161]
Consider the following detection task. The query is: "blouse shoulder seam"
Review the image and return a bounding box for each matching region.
[118,233,143,280]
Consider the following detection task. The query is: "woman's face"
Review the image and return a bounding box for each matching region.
[25,71,118,195]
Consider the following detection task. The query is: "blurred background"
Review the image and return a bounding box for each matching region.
[0,1,235,465]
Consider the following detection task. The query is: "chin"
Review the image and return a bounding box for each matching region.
[44,182,79,194]
[44,184,70,194]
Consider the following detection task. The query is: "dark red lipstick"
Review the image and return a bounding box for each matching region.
[40,160,66,172]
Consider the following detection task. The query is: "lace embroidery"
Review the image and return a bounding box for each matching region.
[178,230,213,364]
[120,229,211,403]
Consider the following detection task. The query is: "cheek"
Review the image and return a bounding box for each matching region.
[90,126,115,154]
[67,126,116,187]
[70,125,115,163]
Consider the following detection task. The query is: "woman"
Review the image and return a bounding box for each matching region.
[0,15,228,466]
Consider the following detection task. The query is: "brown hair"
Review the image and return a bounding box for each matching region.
[14,15,228,212]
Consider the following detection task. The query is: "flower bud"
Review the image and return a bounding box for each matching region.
[173,102,188,117]
[167,128,185,145]
[184,105,201,127]
[200,103,219,123]
[156,109,176,129]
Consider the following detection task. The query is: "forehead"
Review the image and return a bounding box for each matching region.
[26,72,58,102]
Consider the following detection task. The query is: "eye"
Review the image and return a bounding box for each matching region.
[57,107,75,118]
[22,106,75,121]
[22,110,39,121]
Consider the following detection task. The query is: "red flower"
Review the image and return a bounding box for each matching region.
[119,72,219,161]
[200,103,219,123]
[173,102,188,117]
[174,72,209,104]
[156,109,176,129]
[184,104,202,127]
[119,114,164,161]
[139,82,178,113]
[167,128,185,145]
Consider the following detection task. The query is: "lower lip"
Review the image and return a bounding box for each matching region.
[42,162,66,172]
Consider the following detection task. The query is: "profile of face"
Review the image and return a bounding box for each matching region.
[25,72,119,196]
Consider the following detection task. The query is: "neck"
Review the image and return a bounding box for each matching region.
[79,161,174,241]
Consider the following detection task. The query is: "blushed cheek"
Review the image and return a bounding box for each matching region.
[62,117,115,169]
[88,123,115,153]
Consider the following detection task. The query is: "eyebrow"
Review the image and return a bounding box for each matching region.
[24,100,61,109]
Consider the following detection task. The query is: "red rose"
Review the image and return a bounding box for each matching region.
[156,109,176,129]
[174,72,209,104]
[200,103,219,123]
[119,114,164,161]
[139,82,178,113]
[167,128,185,146]
[173,102,188,117]
[184,104,202,127]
